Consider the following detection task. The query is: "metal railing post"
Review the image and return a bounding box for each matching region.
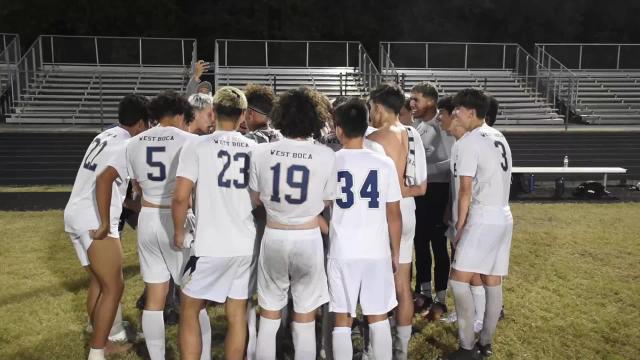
[38,38,43,67]
[225,40,228,67]
[50,36,55,64]
[94,37,99,66]
[306,42,309,68]
[515,47,520,73]
[502,44,506,69]
[464,44,468,69]
[181,40,185,66]
[265,41,268,67]
[578,45,583,70]
[100,73,104,130]
[425,43,428,68]
[616,45,621,70]
[347,42,350,67]
[139,38,142,66]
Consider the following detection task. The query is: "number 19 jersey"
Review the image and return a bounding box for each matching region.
[64,126,130,233]
[329,149,402,259]
[177,130,257,257]
[249,138,336,225]
[456,124,512,208]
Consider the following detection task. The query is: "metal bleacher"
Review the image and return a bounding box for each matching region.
[380,42,566,126]
[213,40,377,99]
[537,43,640,125]
[5,35,195,125]
[1,33,20,118]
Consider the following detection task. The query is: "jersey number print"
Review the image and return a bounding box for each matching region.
[336,169,380,209]
[270,163,309,204]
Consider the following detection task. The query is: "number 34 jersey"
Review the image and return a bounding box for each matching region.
[454,124,512,208]
[177,130,257,257]
[249,138,337,226]
[329,149,402,260]
[64,126,131,233]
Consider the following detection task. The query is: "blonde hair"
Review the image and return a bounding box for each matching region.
[188,93,214,112]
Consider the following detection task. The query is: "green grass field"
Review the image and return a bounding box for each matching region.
[0,203,639,360]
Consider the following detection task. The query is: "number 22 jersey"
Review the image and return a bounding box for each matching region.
[64,126,131,233]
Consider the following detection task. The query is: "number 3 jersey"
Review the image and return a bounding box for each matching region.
[177,130,257,257]
[64,126,131,233]
[455,124,512,208]
[249,138,336,226]
[115,125,196,206]
[329,149,402,260]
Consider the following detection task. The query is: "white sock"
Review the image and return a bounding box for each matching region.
[450,280,475,350]
[142,310,165,360]
[420,281,432,297]
[199,309,212,360]
[256,317,281,360]
[480,284,503,346]
[292,321,316,360]
[246,303,257,360]
[332,327,352,360]
[108,303,126,340]
[369,319,392,360]
[87,348,105,360]
[471,285,486,325]
[436,290,447,304]
[393,324,412,360]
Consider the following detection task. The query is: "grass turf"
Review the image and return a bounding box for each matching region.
[0,185,72,193]
[0,203,639,359]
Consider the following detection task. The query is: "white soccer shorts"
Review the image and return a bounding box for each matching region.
[137,207,188,285]
[399,200,416,264]
[328,257,398,317]
[452,206,513,276]
[181,255,252,302]
[257,227,329,314]
[68,218,120,267]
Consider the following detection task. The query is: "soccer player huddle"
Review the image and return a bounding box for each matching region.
[64,80,513,360]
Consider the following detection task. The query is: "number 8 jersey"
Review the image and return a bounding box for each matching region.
[177,130,258,257]
[456,123,512,208]
[249,138,336,225]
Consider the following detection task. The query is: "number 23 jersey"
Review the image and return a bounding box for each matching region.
[249,138,336,226]
[177,130,257,257]
[455,124,512,208]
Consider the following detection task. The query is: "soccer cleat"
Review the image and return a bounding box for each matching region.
[499,307,505,320]
[446,346,480,360]
[477,343,493,358]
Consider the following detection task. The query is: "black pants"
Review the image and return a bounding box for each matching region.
[413,182,451,294]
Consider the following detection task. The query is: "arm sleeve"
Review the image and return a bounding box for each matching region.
[185,77,200,96]
[412,128,428,184]
[456,137,478,178]
[176,140,198,183]
[386,159,403,202]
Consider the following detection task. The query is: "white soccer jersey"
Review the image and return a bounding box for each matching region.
[249,138,336,225]
[64,126,130,233]
[456,124,512,208]
[113,125,195,206]
[329,149,402,259]
[449,132,468,228]
[177,130,257,257]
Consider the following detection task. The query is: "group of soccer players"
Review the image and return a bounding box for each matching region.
[64,78,513,360]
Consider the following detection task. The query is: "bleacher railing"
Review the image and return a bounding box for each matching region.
[535,46,579,114]
[380,42,577,128]
[214,39,369,96]
[379,44,401,87]
[1,35,21,120]
[536,43,640,70]
[7,35,196,126]
[357,44,382,92]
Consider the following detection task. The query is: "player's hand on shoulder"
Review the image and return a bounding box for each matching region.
[91,224,109,240]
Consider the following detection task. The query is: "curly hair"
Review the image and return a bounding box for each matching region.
[244,83,276,115]
[270,87,330,139]
[149,90,193,124]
